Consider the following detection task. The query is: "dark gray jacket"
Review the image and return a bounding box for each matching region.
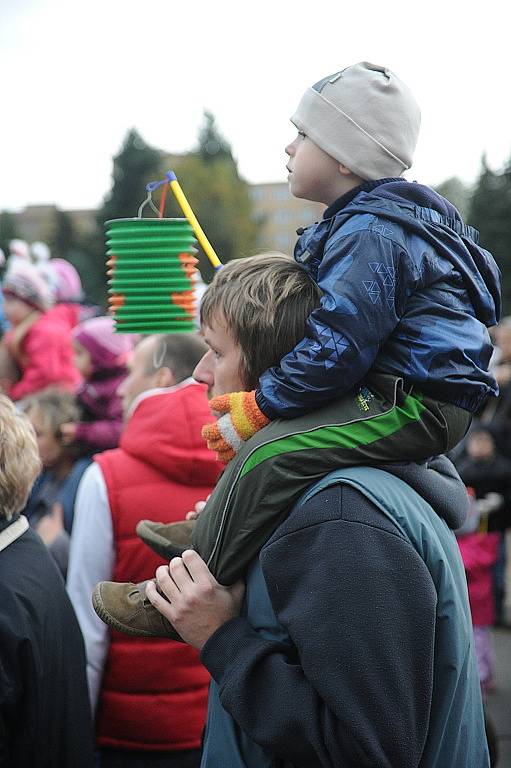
[0,519,94,767]
[200,459,488,767]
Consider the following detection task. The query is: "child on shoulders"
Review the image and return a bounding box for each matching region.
[94,63,501,640]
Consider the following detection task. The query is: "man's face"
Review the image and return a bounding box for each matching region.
[285,131,343,205]
[117,337,159,418]
[193,314,245,397]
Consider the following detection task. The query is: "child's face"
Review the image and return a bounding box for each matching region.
[26,407,63,469]
[73,340,93,378]
[3,294,35,325]
[285,132,346,205]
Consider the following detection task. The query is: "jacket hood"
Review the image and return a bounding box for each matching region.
[120,380,220,487]
[343,179,501,329]
[384,455,469,530]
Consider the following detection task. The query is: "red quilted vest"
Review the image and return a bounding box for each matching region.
[94,382,220,751]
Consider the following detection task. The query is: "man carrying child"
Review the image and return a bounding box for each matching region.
[96,62,498,766]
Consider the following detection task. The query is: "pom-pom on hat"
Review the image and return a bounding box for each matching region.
[30,241,51,262]
[8,239,31,262]
[51,258,83,302]
[291,62,421,181]
[73,315,136,372]
[2,261,55,311]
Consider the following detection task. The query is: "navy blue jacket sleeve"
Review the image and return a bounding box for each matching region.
[257,231,418,419]
[200,485,437,767]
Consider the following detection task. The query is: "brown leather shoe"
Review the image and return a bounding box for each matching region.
[92,579,182,641]
[136,519,195,560]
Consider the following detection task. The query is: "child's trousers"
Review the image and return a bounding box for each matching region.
[193,374,471,585]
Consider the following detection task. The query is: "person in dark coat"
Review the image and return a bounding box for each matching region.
[0,394,94,767]
[456,427,511,532]
[145,255,489,767]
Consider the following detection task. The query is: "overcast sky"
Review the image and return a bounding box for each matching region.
[1,0,510,212]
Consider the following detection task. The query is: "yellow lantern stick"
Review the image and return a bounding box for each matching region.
[166,171,222,270]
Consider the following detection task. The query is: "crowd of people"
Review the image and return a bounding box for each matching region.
[0,61,508,767]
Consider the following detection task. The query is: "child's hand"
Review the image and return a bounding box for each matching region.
[202,391,270,463]
[185,498,209,520]
[60,422,78,444]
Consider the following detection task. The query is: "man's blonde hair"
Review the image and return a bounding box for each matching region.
[200,253,322,389]
[0,395,41,520]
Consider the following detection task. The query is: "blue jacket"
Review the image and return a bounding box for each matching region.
[200,460,489,767]
[256,179,501,418]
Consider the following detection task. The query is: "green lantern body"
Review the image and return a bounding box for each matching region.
[105,218,199,334]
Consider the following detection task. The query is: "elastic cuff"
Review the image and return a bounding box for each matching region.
[255,389,278,420]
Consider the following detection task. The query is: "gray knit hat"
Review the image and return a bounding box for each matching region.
[291,62,421,181]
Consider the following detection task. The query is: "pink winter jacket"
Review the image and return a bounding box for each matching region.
[457,532,499,626]
[6,313,81,401]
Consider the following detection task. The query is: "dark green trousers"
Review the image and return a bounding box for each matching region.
[193,374,471,585]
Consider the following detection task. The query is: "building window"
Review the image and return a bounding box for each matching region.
[273,187,290,201]
[275,210,291,224]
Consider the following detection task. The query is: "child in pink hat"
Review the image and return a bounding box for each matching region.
[60,316,136,452]
[1,262,81,400]
[45,259,83,331]
[51,259,83,303]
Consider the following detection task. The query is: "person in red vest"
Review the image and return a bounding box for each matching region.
[67,333,220,768]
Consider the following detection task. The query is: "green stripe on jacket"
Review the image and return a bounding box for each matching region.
[240,392,426,479]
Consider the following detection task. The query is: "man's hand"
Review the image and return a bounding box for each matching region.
[145,550,245,650]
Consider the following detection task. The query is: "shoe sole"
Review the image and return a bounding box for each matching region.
[92,583,157,638]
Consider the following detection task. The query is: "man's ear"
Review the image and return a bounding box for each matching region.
[154,366,176,388]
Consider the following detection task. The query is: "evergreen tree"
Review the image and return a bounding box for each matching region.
[0,211,19,258]
[49,209,75,258]
[198,111,233,163]
[468,155,511,315]
[83,129,163,306]
[99,129,163,222]
[434,177,472,219]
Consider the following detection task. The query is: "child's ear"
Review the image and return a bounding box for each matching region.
[338,163,354,177]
